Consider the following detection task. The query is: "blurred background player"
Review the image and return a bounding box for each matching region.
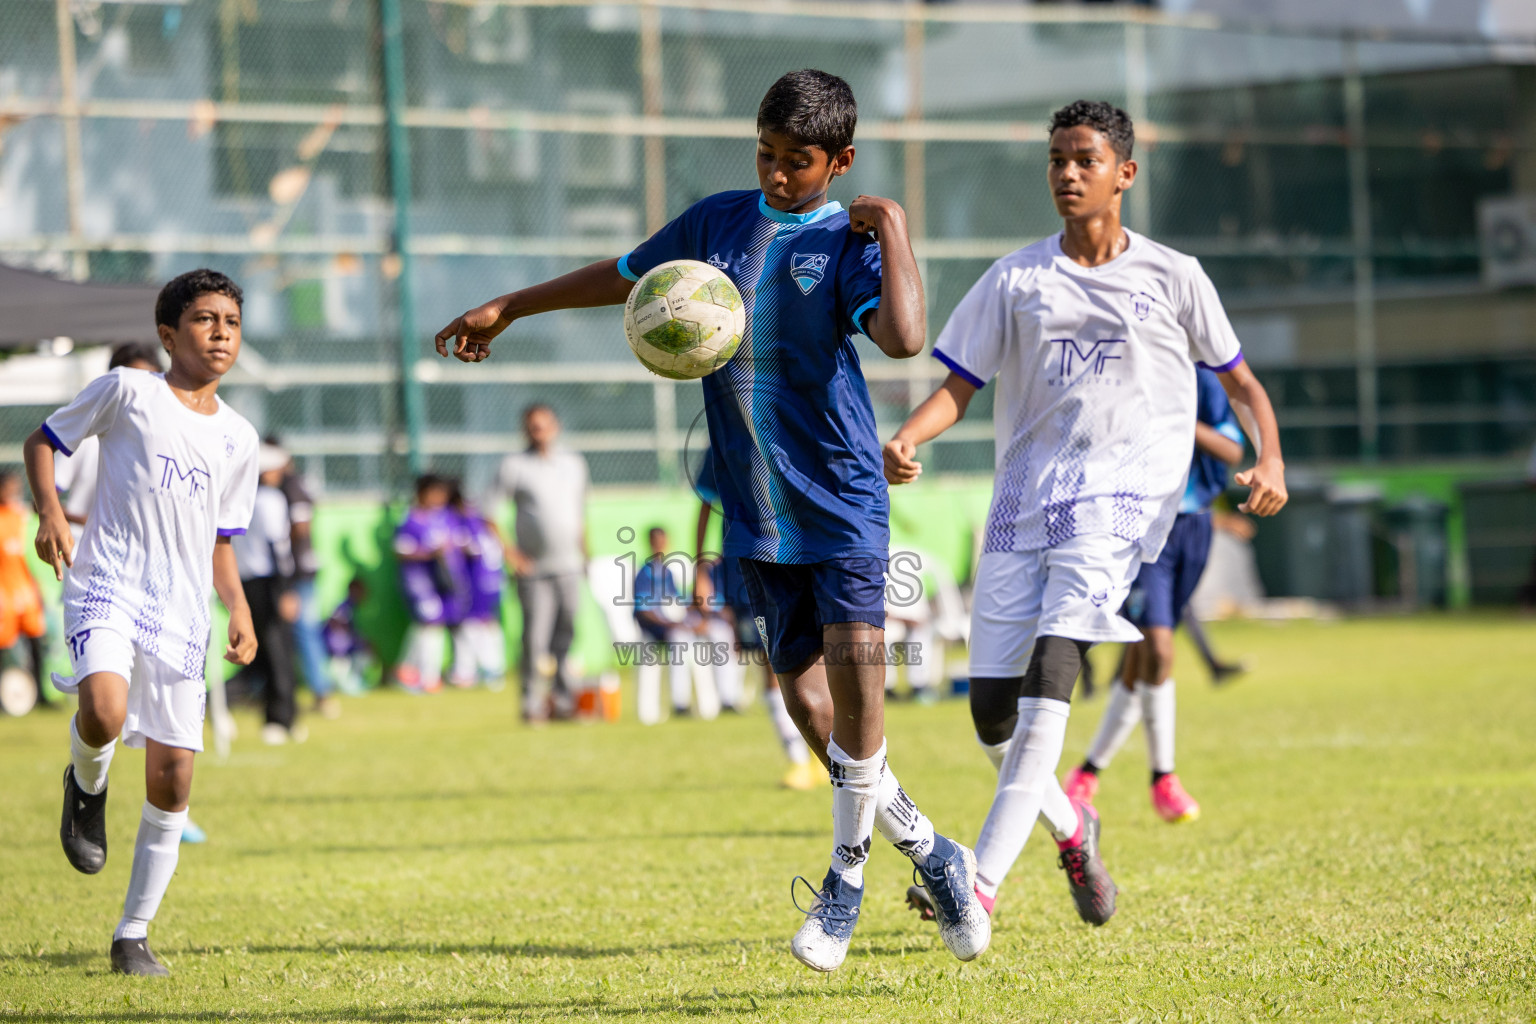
[495,405,588,721]
[693,447,820,788]
[435,69,991,973]
[886,100,1287,931]
[231,443,303,744]
[1063,366,1246,824]
[23,269,259,977]
[633,525,717,723]
[268,439,339,718]
[0,470,48,710]
[448,484,508,691]
[324,577,372,696]
[394,473,454,694]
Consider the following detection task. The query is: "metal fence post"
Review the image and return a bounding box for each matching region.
[380,0,425,477]
[1344,41,1380,462]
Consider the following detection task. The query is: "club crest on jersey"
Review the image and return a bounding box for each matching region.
[706,253,729,270]
[223,435,236,458]
[1132,292,1155,320]
[790,253,829,295]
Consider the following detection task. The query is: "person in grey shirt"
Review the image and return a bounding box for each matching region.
[496,404,589,721]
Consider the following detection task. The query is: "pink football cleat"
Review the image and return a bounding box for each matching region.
[1062,765,1099,806]
[1150,773,1200,823]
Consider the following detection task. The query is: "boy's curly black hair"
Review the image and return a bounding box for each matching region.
[154,269,243,329]
[1048,100,1135,162]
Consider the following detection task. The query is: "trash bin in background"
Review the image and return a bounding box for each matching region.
[1381,497,1450,609]
[1327,483,1380,607]
[1248,480,1383,608]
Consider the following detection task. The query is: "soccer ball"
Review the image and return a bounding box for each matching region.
[623,259,744,380]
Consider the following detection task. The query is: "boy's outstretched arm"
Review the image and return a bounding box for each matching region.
[883,372,979,485]
[1217,360,1287,516]
[23,428,72,580]
[435,257,633,363]
[212,538,257,665]
[849,196,925,359]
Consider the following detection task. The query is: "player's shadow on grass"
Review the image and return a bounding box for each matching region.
[233,827,823,859]
[0,985,856,1022]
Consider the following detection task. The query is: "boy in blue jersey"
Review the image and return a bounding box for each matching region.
[1063,367,1245,823]
[436,69,991,971]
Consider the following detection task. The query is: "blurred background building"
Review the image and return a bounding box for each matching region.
[1,0,1534,607]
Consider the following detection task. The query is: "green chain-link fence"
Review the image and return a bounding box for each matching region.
[2,0,1533,495]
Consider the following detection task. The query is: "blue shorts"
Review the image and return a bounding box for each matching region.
[1124,512,1213,631]
[739,557,887,674]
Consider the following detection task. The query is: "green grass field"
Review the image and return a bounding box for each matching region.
[2,616,1534,1023]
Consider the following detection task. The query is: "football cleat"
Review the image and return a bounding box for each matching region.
[180,818,207,845]
[110,938,170,977]
[60,766,108,874]
[911,835,990,961]
[1062,765,1099,806]
[1150,773,1201,823]
[790,870,862,972]
[1057,800,1117,927]
[780,760,827,791]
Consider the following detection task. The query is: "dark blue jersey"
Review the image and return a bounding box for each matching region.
[621,189,887,564]
[1182,367,1244,513]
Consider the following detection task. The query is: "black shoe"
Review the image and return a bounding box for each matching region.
[1211,661,1247,686]
[1057,800,1117,926]
[110,938,170,977]
[60,766,107,875]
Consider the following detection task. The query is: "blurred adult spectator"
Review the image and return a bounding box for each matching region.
[231,444,303,744]
[266,438,338,719]
[496,405,588,722]
[395,473,454,694]
[448,485,508,690]
[324,577,373,696]
[0,469,48,708]
[52,343,163,540]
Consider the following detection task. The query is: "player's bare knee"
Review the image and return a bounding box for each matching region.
[145,746,195,811]
[76,674,127,743]
[1020,636,1092,704]
[969,677,1022,745]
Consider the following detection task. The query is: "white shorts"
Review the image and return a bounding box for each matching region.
[967,536,1145,678]
[54,627,207,752]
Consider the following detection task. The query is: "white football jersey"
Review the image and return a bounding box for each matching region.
[933,230,1243,562]
[43,368,260,678]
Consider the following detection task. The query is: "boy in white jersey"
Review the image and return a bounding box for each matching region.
[888,101,1287,927]
[24,269,260,977]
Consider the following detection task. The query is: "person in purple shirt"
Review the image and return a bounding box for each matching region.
[324,577,373,696]
[447,486,508,690]
[394,474,454,693]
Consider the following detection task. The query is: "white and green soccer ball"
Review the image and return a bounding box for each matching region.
[623,259,744,380]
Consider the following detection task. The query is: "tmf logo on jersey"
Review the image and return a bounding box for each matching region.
[1048,338,1127,380]
[157,454,211,497]
[790,253,828,295]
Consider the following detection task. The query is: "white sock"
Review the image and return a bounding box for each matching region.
[707,621,743,709]
[1038,776,1079,842]
[1084,682,1143,770]
[973,697,1071,899]
[978,735,1011,774]
[827,738,885,888]
[873,766,936,862]
[765,687,809,765]
[114,801,188,942]
[69,715,115,796]
[1141,678,1177,775]
[636,663,661,725]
